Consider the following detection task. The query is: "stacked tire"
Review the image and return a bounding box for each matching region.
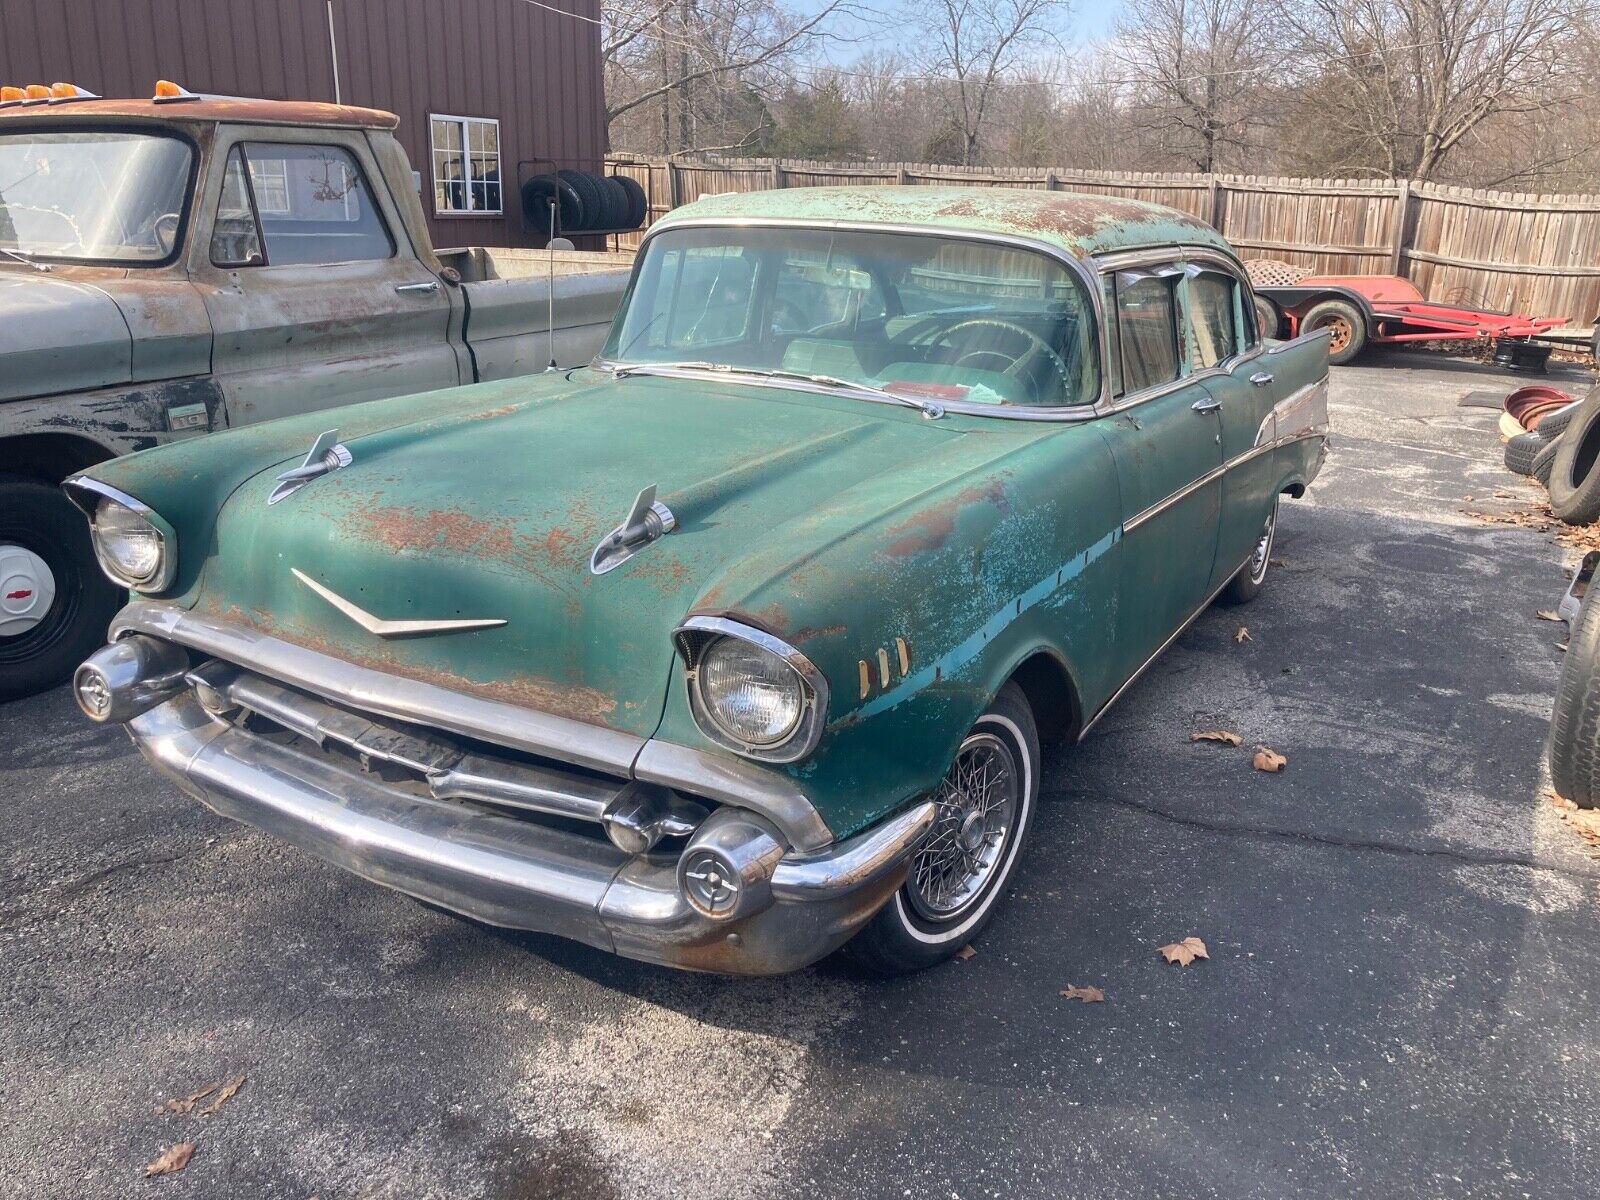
[520,170,647,234]
[1504,400,1579,488]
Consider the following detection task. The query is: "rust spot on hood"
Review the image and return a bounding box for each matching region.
[883,480,1009,557]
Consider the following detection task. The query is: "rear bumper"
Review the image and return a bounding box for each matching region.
[127,692,934,975]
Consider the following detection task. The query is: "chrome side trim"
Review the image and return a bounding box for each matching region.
[1122,462,1228,534]
[673,614,831,765]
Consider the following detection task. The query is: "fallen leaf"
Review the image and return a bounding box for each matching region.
[156,1084,219,1116]
[1537,610,1563,622]
[955,944,977,961]
[1253,745,1287,773]
[1235,626,1252,644]
[1463,495,1473,502]
[1158,937,1209,966]
[1549,790,1578,811]
[1059,984,1106,1003]
[198,1076,245,1117]
[1558,642,1569,653]
[144,1143,194,1177]
[1190,729,1243,746]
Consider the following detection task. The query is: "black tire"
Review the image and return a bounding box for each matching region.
[1532,436,1561,487]
[616,174,648,229]
[1532,397,1586,440]
[1505,430,1551,477]
[558,169,604,232]
[1590,324,1599,366]
[1546,386,1600,524]
[595,176,630,231]
[1253,294,1282,340]
[847,681,1039,975]
[521,174,583,233]
[1301,297,1367,365]
[0,475,122,702]
[1217,496,1279,606]
[1550,583,1600,807]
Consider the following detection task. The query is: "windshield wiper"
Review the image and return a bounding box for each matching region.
[0,245,50,272]
[612,361,945,419]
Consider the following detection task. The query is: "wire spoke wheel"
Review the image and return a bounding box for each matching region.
[906,731,1020,923]
[1248,502,1277,585]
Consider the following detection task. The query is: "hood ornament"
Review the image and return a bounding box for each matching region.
[269,429,353,505]
[590,484,677,575]
[292,569,506,637]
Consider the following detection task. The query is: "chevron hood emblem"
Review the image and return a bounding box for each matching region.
[292,569,507,638]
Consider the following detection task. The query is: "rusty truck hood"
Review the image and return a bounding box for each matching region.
[0,271,132,402]
[192,370,1026,739]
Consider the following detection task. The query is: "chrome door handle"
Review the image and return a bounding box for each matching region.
[396,281,440,295]
[1250,371,1274,387]
[1192,395,1222,414]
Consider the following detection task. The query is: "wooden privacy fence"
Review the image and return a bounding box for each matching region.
[604,156,1600,328]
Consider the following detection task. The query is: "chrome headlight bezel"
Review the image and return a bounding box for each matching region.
[673,616,829,764]
[64,478,178,592]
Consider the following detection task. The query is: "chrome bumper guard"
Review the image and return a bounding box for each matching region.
[86,635,934,975]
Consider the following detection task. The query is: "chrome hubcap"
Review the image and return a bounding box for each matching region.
[907,731,1019,921]
[0,544,56,639]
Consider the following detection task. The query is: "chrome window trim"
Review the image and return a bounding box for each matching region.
[62,475,178,592]
[673,614,831,764]
[604,216,1111,422]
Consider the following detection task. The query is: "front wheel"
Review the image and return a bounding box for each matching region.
[848,682,1039,974]
[0,475,122,703]
[1218,497,1278,606]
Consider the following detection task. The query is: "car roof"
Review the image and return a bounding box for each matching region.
[0,96,398,130]
[653,185,1230,261]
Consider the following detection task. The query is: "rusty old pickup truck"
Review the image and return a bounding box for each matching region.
[0,88,629,700]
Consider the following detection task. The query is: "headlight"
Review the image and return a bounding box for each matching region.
[90,496,170,589]
[676,617,830,762]
[699,636,804,746]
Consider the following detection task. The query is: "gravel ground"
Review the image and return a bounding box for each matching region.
[2,349,1598,1199]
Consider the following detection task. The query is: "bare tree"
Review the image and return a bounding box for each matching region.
[1112,0,1275,172]
[1284,0,1584,180]
[603,0,853,155]
[911,0,1071,167]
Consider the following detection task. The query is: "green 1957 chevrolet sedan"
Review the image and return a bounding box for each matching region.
[66,186,1329,975]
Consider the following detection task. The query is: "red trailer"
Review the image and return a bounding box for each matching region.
[1247,264,1566,368]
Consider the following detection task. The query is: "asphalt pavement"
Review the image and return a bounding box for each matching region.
[3,350,1598,1199]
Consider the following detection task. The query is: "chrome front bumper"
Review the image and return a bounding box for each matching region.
[94,638,934,976]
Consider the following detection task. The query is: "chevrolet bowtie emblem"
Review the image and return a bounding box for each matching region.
[291,569,506,637]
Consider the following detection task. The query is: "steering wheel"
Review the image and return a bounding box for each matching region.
[153,212,181,256]
[941,318,1071,403]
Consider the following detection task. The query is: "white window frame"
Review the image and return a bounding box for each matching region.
[250,156,291,214]
[429,114,502,216]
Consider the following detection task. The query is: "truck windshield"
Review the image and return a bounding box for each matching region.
[603,225,1100,408]
[0,131,193,264]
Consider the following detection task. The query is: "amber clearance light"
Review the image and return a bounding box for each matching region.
[152,79,198,102]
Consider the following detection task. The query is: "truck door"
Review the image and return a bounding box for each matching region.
[1100,263,1225,686]
[1184,262,1281,591]
[191,128,463,425]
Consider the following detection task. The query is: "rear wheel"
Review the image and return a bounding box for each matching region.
[0,475,121,702]
[848,682,1039,974]
[1217,497,1278,606]
[1301,298,1367,365]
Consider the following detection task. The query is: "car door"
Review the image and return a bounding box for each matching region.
[191,128,463,426]
[1184,260,1281,590]
[1099,261,1225,685]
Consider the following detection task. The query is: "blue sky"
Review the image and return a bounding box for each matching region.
[799,0,1122,59]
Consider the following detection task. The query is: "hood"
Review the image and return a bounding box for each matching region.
[194,372,1038,738]
[0,272,131,401]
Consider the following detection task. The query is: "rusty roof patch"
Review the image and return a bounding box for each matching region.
[0,97,398,130]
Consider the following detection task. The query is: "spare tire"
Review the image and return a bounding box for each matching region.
[1547,386,1600,524]
[558,169,604,231]
[596,176,630,230]
[521,174,583,232]
[616,174,648,229]
[1550,577,1600,807]
[1532,436,1561,487]
[1505,430,1549,477]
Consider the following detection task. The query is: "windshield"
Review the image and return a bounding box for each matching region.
[603,226,1101,408]
[0,131,193,263]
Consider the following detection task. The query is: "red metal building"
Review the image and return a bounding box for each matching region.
[0,0,608,249]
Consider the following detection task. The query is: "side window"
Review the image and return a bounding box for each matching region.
[210,147,264,267]
[1187,270,1242,369]
[241,143,393,266]
[1116,269,1182,393]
